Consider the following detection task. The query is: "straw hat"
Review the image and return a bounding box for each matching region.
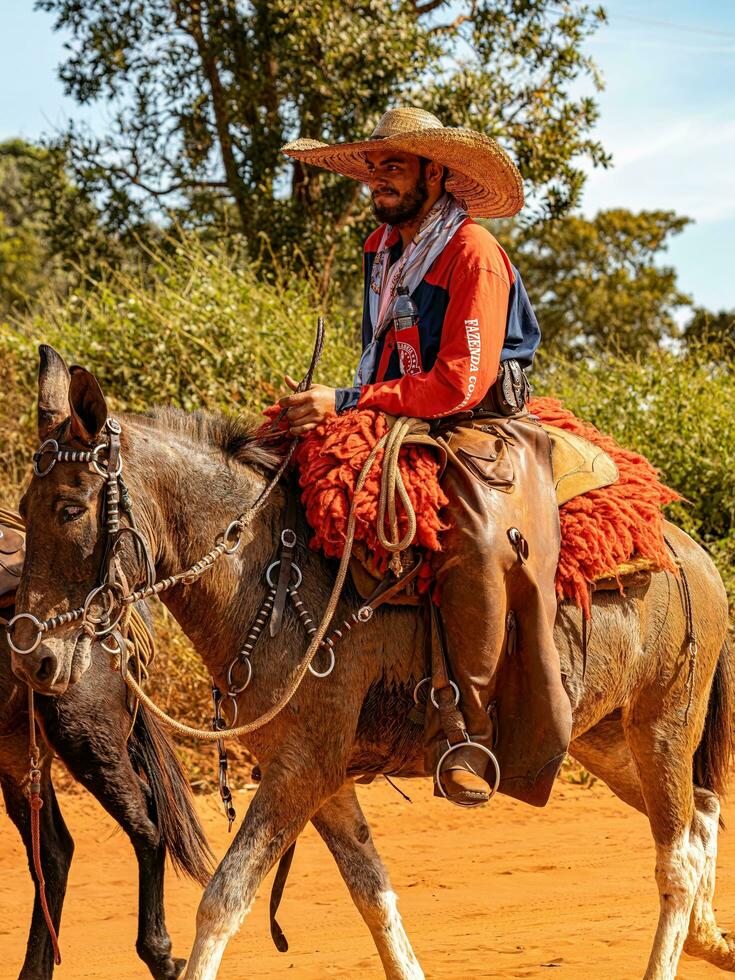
[282,106,524,219]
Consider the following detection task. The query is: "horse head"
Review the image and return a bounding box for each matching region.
[11,344,283,697]
[10,345,142,693]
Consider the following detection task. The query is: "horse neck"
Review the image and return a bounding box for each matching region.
[123,417,282,676]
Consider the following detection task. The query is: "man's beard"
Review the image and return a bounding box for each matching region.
[371,175,429,225]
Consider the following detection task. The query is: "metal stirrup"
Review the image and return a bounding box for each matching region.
[435,740,501,808]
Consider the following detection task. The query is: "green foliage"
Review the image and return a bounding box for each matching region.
[38,0,609,287]
[685,307,735,346]
[0,141,54,311]
[0,138,130,315]
[0,230,357,502]
[535,342,735,609]
[503,208,692,353]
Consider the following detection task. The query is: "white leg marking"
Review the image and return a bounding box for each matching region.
[314,786,424,979]
[355,887,424,980]
[644,826,707,980]
[183,891,254,980]
[683,789,735,969]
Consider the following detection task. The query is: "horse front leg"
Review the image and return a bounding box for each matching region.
[312,781,424,980]
[131,832,186,980]
[48,734,185,979]
[184,751,329,980]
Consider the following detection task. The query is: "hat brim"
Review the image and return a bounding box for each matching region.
[282,127,524,219]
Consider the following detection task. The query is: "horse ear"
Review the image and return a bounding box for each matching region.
[38,345,71,441]
[68,365,108,442]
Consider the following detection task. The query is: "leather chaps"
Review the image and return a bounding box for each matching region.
[425,414,573,806]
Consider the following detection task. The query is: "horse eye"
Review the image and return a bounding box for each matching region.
[60,505,85,524]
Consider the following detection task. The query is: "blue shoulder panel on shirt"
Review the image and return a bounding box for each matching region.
[501,265,541,369]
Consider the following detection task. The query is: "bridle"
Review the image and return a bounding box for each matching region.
[7,415,294,661]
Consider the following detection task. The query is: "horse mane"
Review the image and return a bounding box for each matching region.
[145,407,285,472]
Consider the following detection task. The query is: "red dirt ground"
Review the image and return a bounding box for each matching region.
[0,777,733,978]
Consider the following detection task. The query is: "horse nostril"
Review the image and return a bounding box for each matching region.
[36,656,56,683]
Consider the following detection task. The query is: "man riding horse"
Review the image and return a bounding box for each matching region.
[281,107,572,808]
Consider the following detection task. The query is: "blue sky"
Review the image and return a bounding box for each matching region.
[579,1,735,313]
[1,1,733,313]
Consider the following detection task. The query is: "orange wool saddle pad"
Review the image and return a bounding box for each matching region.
[269,401,678,617]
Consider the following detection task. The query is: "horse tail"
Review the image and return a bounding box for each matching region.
[693,641,734,800]
[128,702,214,886]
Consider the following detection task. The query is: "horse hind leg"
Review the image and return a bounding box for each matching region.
[312,782,424,980]
[682,787,735,971]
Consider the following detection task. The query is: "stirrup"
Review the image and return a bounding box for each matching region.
[435,739,501,809]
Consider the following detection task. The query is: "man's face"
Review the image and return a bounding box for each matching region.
[364,150,429,225]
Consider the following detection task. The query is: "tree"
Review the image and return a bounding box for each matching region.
[39,0,610,291]
[504,208,692,354]
[684,307,735,346]
[0,139,113,314]
[0,141,53,312]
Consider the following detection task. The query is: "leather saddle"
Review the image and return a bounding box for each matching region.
[541,424,619,506]
[0,521,25,609]
[349,422,620,604]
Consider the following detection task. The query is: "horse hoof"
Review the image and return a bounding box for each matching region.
[150,955,186,980]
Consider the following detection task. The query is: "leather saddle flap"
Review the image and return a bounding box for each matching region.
[0,524,24,556]
[541,424,619,506]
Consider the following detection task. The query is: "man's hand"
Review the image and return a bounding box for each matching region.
[279,374,337,435]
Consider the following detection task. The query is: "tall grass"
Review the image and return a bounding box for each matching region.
[0,232,358,504]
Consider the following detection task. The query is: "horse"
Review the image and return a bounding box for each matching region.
[0,596,212,979]
[8,346,734,980]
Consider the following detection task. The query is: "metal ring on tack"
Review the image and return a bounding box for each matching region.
[101,632,126,655]
[81,583,116,624]
[227,656,253,695]
[266,560,302,590]
[357,605,373,623]
[435,741,501,807]
[413,676,431,705]
[81,584,125,635]
[33,439,59,477]
[89,443,123,478]
[222,520,245,555]
[6,613,44,655]
[309,647,336,678]
[430,680,460,710]
[281,528,297,548]
[225,694,239,724]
